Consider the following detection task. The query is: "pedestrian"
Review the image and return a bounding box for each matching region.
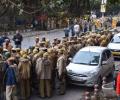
[3,39,13,52]
[56,49,66,95]
[13,30,23,49]
[73,22,80,37]
[4,57,18,100]
[70,25,75,36]
[0,36,4,47]
[18,54,31,100]
[37,52,52,98]
[64,27,69,37]
[2,33,10,44]
[0,54,5,100]
[35,37,40,47]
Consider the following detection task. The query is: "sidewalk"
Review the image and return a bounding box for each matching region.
[8,28,64,38]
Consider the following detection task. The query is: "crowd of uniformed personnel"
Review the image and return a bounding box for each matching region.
[0,30,114,100]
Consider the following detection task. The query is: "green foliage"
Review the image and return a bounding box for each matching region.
[108,0,120,5]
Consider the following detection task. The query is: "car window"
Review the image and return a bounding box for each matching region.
[72,51,100,65]
[105,50,111,59]
[102,52,108,61]
[111,35,120,43]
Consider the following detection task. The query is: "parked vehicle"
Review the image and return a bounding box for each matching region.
[66,46,114,87]
[108,33,120,58]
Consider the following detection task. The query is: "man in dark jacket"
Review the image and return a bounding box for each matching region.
[13,31,23,49]
[4,57,18,100]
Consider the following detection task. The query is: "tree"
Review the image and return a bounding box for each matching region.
[0,0,10,17]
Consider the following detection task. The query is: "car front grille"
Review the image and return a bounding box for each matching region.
[71,80,86,84]
[68,72,87,77]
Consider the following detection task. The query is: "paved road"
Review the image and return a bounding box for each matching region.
[30,86,89,100]
[10,30,65,49]
[9,30,120,100]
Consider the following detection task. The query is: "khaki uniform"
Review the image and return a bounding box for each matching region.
[36,55,52,97]
[36,57,43,96]
[74,43,83,52]
[56,54,66,95]
[68,44,76,58]
[18,58,31,99]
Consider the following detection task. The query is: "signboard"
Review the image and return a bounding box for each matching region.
[101,0,107,4]
[100,4,106,12]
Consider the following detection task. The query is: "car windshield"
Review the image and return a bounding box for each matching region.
[72,51,100,65]
[111,36,120,43]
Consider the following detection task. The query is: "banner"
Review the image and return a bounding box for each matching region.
[101,0,107,4]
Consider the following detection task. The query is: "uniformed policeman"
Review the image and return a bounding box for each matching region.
[68,40,77,58]
[56,49,67,95]
[18,54,31,100]
[38,52,52,98]
[35,51,44,96]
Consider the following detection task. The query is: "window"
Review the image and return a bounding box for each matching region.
[72,51,100,65]
[105,50,111,59]
[102,52,108,61]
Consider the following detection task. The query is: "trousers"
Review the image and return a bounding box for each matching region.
[20,79,30,99]
[39,79,51,97]
[6,85,18,100]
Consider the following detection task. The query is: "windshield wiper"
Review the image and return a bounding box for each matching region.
[89,63,98,65]
[74,62,88,65]
[113,42,120,43]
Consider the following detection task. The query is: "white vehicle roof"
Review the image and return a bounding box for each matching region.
[80,46,107,53]
[114,33,120,37]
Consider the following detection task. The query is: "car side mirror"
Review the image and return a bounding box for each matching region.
[68,58,72,61]
[102,61,107,65]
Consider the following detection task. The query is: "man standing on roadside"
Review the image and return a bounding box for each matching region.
[73,22,80,37]
[13,30,23,49]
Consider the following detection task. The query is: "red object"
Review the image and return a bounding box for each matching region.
[36,15,48,22]
[116,72,120,95]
